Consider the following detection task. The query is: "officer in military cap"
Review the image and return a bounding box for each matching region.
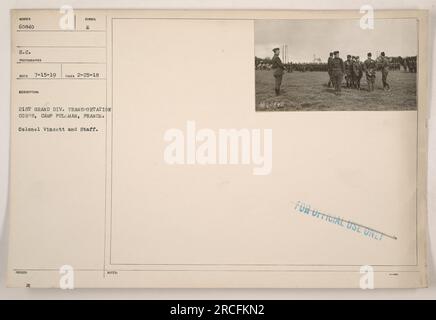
[379,52,390,91]
[331,51,344,95]
[344,54,353,88]
[352,56,363,90]
[364,52,377,92]
[350,56,357,88]
[327,52,334,87]
[271,47,285,96]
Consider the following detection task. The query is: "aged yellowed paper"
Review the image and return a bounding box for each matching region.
[7,9,428,288]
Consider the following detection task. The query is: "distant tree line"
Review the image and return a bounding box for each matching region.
[255,56,417,73]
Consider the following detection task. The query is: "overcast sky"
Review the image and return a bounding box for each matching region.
[255,19,417,63]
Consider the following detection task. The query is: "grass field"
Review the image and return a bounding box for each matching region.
[255,70,417,111]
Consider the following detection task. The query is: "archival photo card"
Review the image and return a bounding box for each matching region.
[7,10,428,289]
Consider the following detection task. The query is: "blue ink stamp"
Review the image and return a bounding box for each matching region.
[293,201,396,241]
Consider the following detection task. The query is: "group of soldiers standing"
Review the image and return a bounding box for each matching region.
[327,51,391,95]
[269,47,392,96]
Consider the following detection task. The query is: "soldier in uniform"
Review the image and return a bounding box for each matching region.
[379,52,390,90]
[352,56,363,90]
[364,52,376,92]
[331,51,344,95]
[271,47,285,96]
[350,56,356,88]
[327,52,334,87]
[344,55,353,88]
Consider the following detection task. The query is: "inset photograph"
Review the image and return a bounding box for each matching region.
[255,19,417,111]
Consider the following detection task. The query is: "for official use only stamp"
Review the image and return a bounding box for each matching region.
[293,201,397,241]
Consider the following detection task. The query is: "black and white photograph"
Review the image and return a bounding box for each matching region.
[255,19,418,111]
